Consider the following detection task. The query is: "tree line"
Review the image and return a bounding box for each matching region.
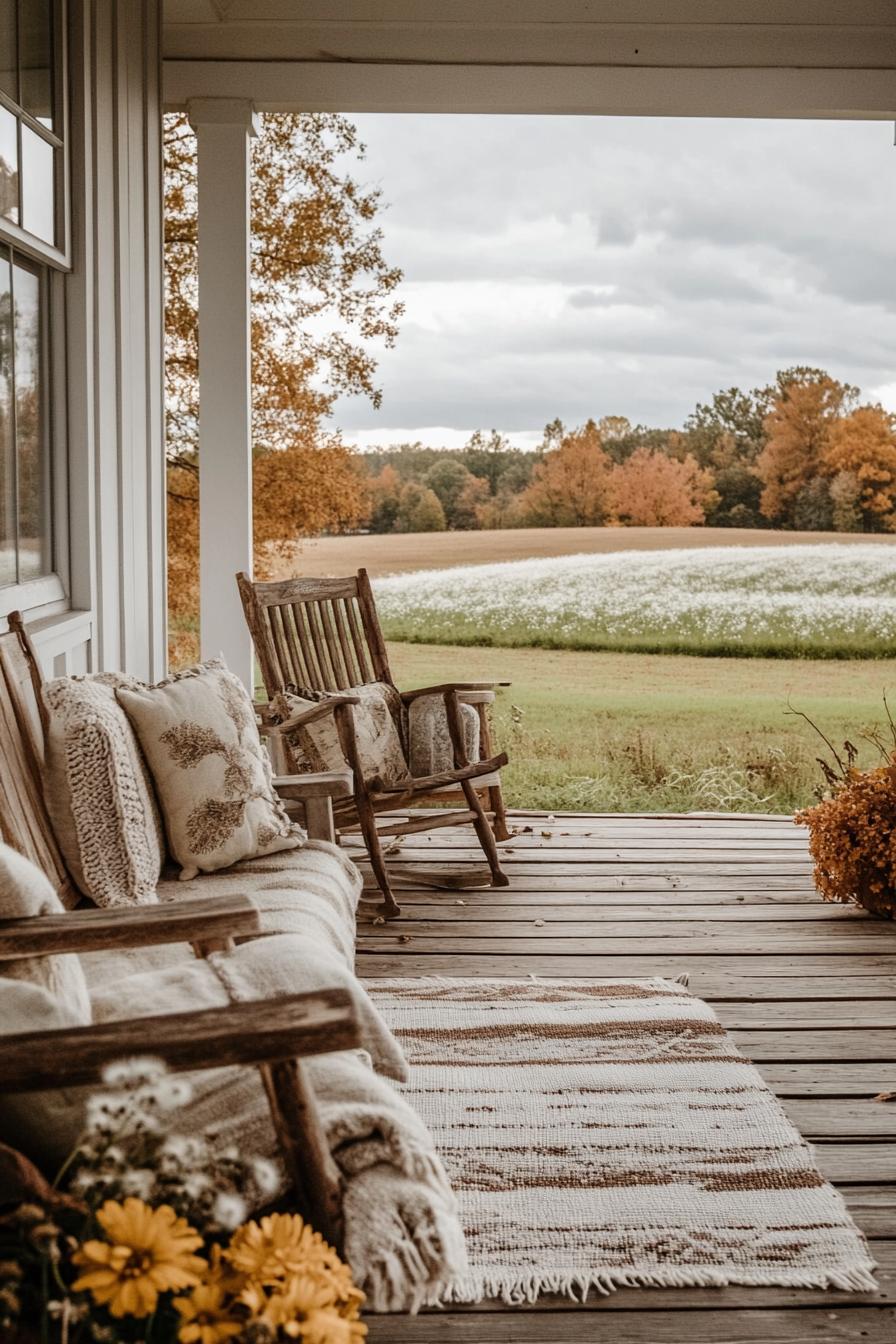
[360,369,896,535]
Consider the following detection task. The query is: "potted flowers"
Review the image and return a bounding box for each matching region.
[0,1059,365,1342]
[794,705,896,920]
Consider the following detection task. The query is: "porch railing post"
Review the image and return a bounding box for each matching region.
[187,98,260,690]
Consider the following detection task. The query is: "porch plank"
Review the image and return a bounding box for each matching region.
[367,1307,896,1342]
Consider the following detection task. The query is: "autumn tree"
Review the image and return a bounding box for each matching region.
[164,112,402,654]
[424,458,483,528]
[612,448,718,527]
[518,420,615,526]
[366,464,403,533]
[396,482,446,532]
[755,369,856,527]
[824,404,896,532]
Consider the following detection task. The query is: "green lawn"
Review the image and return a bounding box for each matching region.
[388,642,896,814]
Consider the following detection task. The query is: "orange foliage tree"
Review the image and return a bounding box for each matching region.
[164,113,402,660]
[824,404,896,533]
[611,447,717,527]
[518,420,614,526]
[755,369,855,527]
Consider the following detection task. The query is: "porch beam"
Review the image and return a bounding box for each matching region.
[168,63,896,120]
[187,97,260,688]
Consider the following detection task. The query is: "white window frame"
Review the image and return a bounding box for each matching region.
[0,0,70,616]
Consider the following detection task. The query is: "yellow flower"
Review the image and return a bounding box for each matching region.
[72,1198,206,1319]
[241,1274,366,1342]
[174,1282,243,1344]
[227,1214,340,1288]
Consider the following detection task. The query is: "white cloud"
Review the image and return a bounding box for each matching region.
[327,115,896,445]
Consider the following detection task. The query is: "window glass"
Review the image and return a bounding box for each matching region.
[18,0,53,129]
[0,0,16,103]
[12,258,47,580]
[20,120,53,243]
[0,105,18,224]
[0,250,14,585]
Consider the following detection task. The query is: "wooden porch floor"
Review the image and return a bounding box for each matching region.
[350,810,896,1343]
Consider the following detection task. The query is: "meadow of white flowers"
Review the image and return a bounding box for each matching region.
[374,543,896,656]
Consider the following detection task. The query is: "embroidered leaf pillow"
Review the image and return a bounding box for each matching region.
[273,681,411,788]
[117,659,304,879]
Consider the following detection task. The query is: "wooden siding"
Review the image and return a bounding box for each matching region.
[353,810,896,1342]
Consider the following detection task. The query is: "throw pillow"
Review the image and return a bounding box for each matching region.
[117,659,304,880]
[273,681,411,788]
[406,694,481,778]
[43,673,165,907]
[0,842,91,1022]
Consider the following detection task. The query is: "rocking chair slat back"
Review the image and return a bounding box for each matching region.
[237,570,392,695]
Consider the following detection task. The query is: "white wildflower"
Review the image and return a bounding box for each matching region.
[101,1057,167,1088]
[251,1158,280,1198]
[118,1168,155,1199]
[182,1172,212,1199]
[212,1192,248,1230]
[153,1076,193,1111]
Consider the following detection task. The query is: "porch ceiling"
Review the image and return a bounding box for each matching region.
[162,1,896,117]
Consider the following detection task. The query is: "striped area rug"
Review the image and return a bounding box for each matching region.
[367,976,877,1304]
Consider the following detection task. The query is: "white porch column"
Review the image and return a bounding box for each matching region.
[187,98,260,688]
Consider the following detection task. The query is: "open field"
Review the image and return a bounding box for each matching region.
[388,641,896,814]
[375,544,896,659]
[288,525,896,579]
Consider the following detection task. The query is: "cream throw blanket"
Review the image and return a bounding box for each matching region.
[79,841,467,1310]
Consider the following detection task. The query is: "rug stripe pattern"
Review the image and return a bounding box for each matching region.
[369,976,877,1304]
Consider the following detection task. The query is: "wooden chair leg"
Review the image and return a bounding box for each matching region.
[488,781,511,842]
[461,776,510,888]
[360,807,402,920]
[446,691,509,890]
[260,1058,344,1253]
[336,703,402,919]
[476,702,511,842]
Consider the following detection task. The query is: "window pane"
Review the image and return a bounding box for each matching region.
[18,0,53,129]
[0,251,14,585]
[0,0,16,103]
[0,104,18,225]
[20,121,53,243]
[13,259,48,580]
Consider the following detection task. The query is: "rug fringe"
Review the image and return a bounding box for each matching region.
[429,1262,879,1307]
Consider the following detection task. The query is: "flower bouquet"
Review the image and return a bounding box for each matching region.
[0,1059,366,1343]
[794,705,896,919]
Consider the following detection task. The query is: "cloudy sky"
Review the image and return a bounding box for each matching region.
[329,115,896,450]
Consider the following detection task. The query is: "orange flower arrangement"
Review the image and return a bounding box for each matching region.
[794,706,896,919]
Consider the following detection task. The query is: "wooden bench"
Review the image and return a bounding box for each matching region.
[0,611,362,1248]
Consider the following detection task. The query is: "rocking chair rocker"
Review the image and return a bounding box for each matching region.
[237,569,511,918]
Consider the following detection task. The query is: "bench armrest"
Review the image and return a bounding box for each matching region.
[0,988,359,1092]
[0,894,261,960]
[274,770,353,802]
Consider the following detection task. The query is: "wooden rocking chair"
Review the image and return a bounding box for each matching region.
[237,569,511,919]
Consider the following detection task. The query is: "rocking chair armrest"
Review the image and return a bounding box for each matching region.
[263,696,362,735]
[400,682,510,704]
[370,750,508,797]
[0,895,262,961]
[0,989,360,1093]
[274,770,354,802]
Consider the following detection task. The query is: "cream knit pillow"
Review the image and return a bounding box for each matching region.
[0,842,91,1022]
[117,659,304,880]
[43,673,165,907]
